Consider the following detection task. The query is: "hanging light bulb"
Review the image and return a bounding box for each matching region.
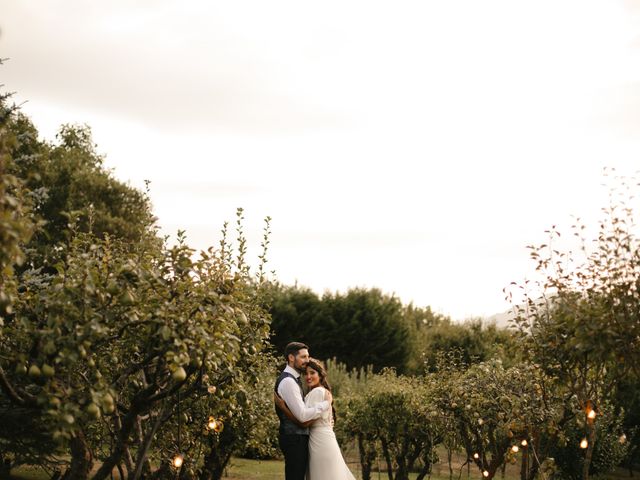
[172,454,184,468]
[207,417,217,431]
[584,400,596,422]
[473,453,479,459]
[619,433,627,444]
[213,418,224,433]
[580,438,588,449]
[176,389,183,467]
[521,439,528,447]
[511,445,519,453]
[483,471,489,477]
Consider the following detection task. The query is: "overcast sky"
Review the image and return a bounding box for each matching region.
[2,0,640,320]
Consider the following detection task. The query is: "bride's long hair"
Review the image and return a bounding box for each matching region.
[306,358,337,423]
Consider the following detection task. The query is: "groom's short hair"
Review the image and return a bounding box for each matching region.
[284,341,308,360]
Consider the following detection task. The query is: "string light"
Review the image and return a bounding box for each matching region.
[585,400,596,423]
[205,416,224,433]
[483,471,489,477]
[174,389,184,469]
[213,419,224,433]
[511,445,519,453]
[207,417,217,431]
[473,453,479,459]
[172,454,184,468]
[521,439,528,447]
[620,433,627,444]
[580,438,588,449]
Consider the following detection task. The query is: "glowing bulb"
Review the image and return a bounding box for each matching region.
[587,410,596,420]
[521,439,528,447]
[207,418,217,430]
[580,438,588,449]
[172,454,184,468]
[473,453,479,459]
[483,471,489,477]
[620,434,627,444]
[213,419,224,433]
[511,445,519,453]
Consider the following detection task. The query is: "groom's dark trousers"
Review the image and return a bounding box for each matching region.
[279,434,309,480]
[275,370,310,480]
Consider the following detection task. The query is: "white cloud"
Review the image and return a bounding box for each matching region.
[2,0,640,319]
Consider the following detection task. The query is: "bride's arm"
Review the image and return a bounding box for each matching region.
[274,393,315,427]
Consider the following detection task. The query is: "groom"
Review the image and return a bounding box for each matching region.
[275,342,332,480]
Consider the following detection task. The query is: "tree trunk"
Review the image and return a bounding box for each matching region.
[415,456,432,480]
[381,439,393,480]
[393,435,410,480]
[115,413,134,476]
[67,431,94,480]
[526,464,540,480]
[92,406,140,480]
[199,449,232,480]
[520,447,528,480]
[582,425,597,480]
[130,408,166,480]
[357,434,374,480]
[1,455,11,479]
[395,460,408,480]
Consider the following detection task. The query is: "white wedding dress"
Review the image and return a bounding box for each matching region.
[305,387,356,480]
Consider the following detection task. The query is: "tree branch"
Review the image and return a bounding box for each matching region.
[0,365,38,407]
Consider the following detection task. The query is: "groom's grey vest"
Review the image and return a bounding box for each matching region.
[275,371,310,436]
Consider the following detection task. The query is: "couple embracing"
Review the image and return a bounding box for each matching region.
[274,342,356,480]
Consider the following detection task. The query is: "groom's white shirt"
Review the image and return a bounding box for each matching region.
[278,365,330,423]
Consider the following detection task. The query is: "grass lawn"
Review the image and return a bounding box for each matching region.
[11,458,463,480]
[226,457,478,479]
[10,456,637,480]
[220,458,637,480]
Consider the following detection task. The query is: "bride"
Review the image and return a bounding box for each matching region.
[276,358,356,480]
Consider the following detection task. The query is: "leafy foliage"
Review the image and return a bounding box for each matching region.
[6,114,157,270]
[549,401,629,480]
[0,91,276,480]
[268,286,412,372]
[336,370,444,480]
[435,358,563,480]
[508,171,640,479]
[416,319,515,373]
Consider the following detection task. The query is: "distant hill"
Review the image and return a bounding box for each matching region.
[484,296,553,329]
[485,308,516,329]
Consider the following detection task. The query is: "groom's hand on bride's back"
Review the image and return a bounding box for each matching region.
[273,392,285,410]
